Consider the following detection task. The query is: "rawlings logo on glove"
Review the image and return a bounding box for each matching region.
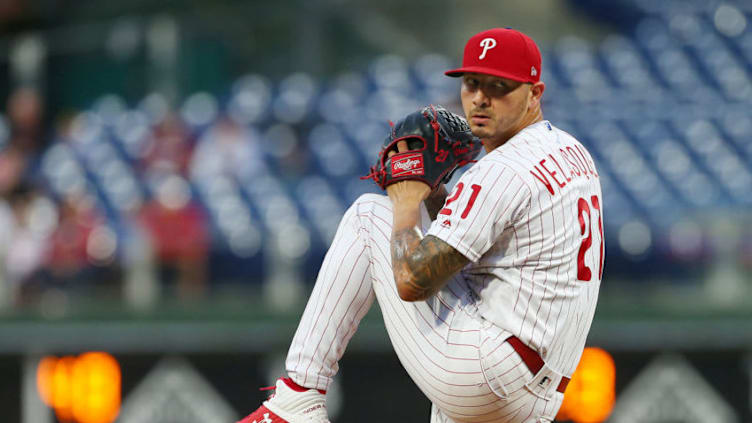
[362,105,482,190]
[392,153,424,177]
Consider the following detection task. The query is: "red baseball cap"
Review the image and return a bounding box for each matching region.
[445,28,542,84]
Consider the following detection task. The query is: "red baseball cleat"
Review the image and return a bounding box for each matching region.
[236,405,286,423]
[236,378,330,423]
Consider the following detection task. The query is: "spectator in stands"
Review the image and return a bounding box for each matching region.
[140,112,195,177]
[0,182,101,304]
[0,144,28,196]
[0,87,45,196]
[44,192,102,284]
[2,187,122,305]
[137,173,209,300]
[0,183,47,302]
[8,87,44,154]
[132,109,211,299]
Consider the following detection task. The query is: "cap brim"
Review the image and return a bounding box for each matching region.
[444,66,532,83]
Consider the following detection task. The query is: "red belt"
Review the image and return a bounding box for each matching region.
[506,336,570,393]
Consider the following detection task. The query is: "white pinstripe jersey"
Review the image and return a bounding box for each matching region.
[426,120,604,377]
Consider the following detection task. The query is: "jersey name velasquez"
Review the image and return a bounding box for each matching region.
[426,120,604,377]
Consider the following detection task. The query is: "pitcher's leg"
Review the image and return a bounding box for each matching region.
[286,198,376,391]
[284,192,490,409]
[352,194,509,421]
[283,193,552,422]
[354,194,562,423]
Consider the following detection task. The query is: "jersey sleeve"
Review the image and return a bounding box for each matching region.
[426,160,531,262]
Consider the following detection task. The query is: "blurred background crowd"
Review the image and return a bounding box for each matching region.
[0,0,750,314]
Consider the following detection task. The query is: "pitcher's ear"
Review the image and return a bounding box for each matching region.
[530,82,545,107]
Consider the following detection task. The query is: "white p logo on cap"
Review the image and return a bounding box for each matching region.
[478,38,497,60]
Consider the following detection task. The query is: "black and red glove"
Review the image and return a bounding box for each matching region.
[362,105,482,190]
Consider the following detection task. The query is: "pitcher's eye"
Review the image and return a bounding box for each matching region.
[463,77,479,89]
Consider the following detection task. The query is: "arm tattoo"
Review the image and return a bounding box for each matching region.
[392,232,469,301]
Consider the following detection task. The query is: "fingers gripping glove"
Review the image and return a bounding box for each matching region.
[362,105,482,190]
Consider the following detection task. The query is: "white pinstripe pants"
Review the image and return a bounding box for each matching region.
[286,194,564,423]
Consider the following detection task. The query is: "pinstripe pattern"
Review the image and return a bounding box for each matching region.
[427,120,603,377]
[285,120,601,422]
[287,192,564,422]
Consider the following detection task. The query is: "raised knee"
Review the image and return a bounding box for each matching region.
[355,192,389,206]
[353,193,392,213]
[347,193,392,231]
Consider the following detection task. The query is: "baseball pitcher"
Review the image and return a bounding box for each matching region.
[239,28,604,423]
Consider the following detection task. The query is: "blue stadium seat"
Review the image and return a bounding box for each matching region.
[342,120,390,164]
[308,123,362,180]
[368,55,415,96]
[181,92,219,133]
[599,35,665,99]
[553,36,614,102]
[412,53,458,105]
[295,175,346,244]
[272,72,318,125]
[227,74,273,125]
[625,119,721,208]
[672,118,752,204]
[110,110,152,161]
[717,112,752,161]
[196,173,264,259]
[41,142,91,200]
[583,119,682,227]
[93,94,128,127]
[317,85,361,125]
[363,88,423,123]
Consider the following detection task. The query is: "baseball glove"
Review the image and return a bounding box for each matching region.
[362,105,482,190]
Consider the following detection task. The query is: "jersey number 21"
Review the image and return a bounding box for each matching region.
[577,195,604,282]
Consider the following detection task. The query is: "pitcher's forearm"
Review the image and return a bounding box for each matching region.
[390,201,429,301]
[390,200,469,301]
